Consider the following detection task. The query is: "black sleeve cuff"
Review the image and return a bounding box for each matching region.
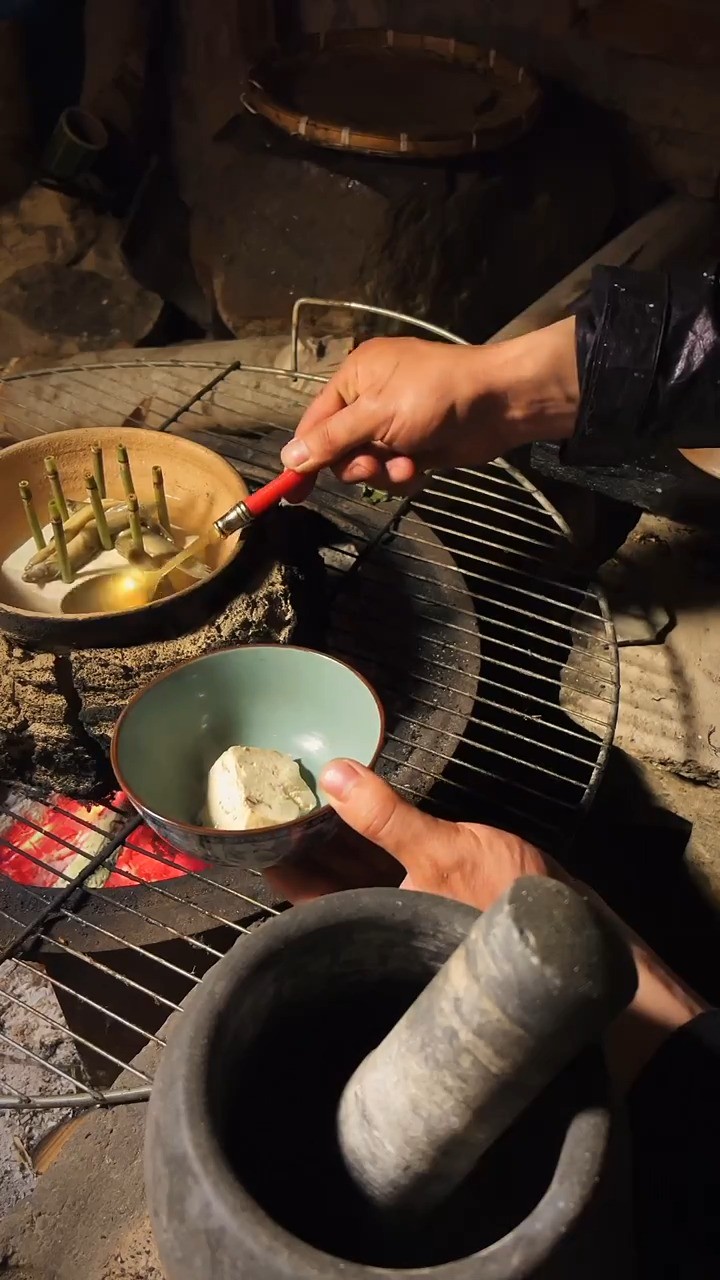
[566,264,720,467]
[566,265,667,467]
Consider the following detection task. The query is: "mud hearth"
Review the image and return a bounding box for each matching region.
[0,558,314,798]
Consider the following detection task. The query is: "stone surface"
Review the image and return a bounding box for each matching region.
[0,198,163,372]
[0,222,163,370]
[0,187,96,290]
[562,514,720,787]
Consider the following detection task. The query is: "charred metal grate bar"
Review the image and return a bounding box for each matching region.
[0,302,617,1111]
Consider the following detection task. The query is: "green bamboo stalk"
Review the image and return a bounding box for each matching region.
[152,465,171,534]
[85,472,112,550]
[117,443,135,501]
[91,442,106,498]
[19,481,45,551]
[127,492,144,555]
[43,455,69,522]
[49,499,73,584]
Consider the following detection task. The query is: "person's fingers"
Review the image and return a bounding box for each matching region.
[320,759,461,874]
[293,377,352,434]
[330,454,423,498]
[334,452,385,485]
[280,397,388,473]
[385,455,416,485]
[331,449,417,484]
[372,472,428,499]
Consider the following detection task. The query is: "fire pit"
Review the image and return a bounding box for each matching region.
[0,300,617,1108]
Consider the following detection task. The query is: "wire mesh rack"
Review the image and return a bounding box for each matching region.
[0,300,618,1114]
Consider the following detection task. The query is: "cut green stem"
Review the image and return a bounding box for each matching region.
[19,480,45,550]
[44,455,69,522]
[85,472,112,550]
[152,465,171,534]
[117,444,135,501]
[91,443,106,498]
[49,498,73,583]
[127,492,144,554]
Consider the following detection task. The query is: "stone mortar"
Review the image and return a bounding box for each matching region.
[146,888,633,1280]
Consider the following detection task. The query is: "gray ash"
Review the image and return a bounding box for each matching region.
[0,509,328,799]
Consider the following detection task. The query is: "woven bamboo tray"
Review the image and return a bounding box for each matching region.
[242,28,542,159]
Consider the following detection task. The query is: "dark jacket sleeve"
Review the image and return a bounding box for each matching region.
[566,264,720,466]
[628,1010,720,1278]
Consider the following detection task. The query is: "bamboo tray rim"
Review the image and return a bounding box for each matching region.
[242,28,542,159]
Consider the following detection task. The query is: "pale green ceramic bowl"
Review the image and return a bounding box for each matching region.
[111,645,385,870]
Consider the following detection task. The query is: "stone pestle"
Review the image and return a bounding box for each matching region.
[337,876,638,1218]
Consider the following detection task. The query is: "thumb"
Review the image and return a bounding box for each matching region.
[280,397,387,473]
[320,758,457,874]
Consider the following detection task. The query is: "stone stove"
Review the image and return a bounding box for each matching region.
[0,548,316,799]
[0,325,618,1261]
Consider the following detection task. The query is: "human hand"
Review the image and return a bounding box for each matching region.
[280,319,578,494]
[266,759,707,1091]
[265,758,551,908]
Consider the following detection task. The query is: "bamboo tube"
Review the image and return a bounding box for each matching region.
[91,443,106,498]
[43,455,69,522]
[152,465,171,534]
[127,493,144,555]
[117,444,135,500]
[49,499,73,583]
[19,481,45,551]
[85,473,112,550]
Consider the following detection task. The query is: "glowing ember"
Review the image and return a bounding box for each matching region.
[0,789,208,889]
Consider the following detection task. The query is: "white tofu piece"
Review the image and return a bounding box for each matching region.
[206,745,317,831]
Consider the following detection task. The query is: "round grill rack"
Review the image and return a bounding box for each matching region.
[0,300,618,1116]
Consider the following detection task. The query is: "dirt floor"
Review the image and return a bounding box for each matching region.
[0,1035,165,1279]
[0,960,81,1217]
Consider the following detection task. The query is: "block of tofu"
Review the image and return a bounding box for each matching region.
[205,745,317,831]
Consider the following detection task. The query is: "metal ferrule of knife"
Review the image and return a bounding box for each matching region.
[214,501,254,538]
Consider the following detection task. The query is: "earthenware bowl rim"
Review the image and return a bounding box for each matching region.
[0,427,247,624]
[111,643,385,840]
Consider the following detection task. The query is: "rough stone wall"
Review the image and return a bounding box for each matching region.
[292,0,720,198]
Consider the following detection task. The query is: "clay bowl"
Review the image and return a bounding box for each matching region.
[678,447,720,480]
[0,427,249,648]
[111,645,385,870]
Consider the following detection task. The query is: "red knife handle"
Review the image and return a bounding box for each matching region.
[243,469,308,518]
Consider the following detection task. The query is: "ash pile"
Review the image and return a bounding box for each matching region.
[0,509,327,798]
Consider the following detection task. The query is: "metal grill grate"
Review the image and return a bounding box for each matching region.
[0,302,617,1113]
